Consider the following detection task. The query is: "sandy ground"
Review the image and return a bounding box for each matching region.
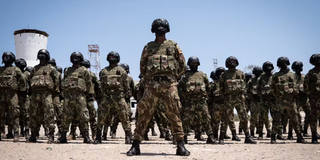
[1,119,320,160]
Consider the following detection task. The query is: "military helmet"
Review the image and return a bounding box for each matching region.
[70,52,84,64]
[120,63,130,73]
[25,66,34,72]
[245,73,252,81]
[2,52,16,64]
[107,51,120,63]
[81,59,91,68]
[277,56,290,67]
[187,56,200,66]
[210,71,216,80]
[37,49,50,60]
[262,61,274,72]
[48,58,56,67]
[309,54,320,66]
[56,66,62,73]
[225,56,239,68]
[151,18,170,34]
[252,66,263,76]
[291,61,303,71]
[15,58,27,69]
[215,67,226,78]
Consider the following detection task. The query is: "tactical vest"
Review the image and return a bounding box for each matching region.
[224,70,245,94]
[62,67,87,92]
[185,71,206,95]
[0,66,19,90]
[309,70,320,92]
[30,65,54,90]
[295,73,305,92]
[260,75,272,95]
[146,40,179,76]
[100,66,124,92]
[23,70,31,93]
[250,78,258,95]
[274,72,295,95]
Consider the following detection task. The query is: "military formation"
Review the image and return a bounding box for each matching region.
[1,18,320,157]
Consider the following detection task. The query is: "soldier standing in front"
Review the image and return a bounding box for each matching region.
[127,18,190,156]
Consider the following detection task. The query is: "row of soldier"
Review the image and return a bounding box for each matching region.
[1,49,320,145]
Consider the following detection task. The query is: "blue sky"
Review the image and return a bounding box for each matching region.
[1,0,319,80]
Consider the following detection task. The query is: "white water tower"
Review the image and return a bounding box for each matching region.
[14,29,49,67]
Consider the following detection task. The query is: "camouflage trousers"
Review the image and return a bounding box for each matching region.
[181,98,213,136]
[29,91,55,134]
[60,92,89,133]
[154,109,171,134]
[70,100,97,134]
[111,99,132,134]
[221,94,249,134]
[308,95,320,133]
[257,98,271,133]
[209,102,236,133]
[97,95,131,133]
[133,83,184,142]
[19,94,30,132]
[272,97,301,135]
[53,93,62,132]
[0,91,20,133]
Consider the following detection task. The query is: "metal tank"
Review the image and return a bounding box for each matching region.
[14,29,49,67]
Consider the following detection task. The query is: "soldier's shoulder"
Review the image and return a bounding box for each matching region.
[236,69,244,74]
[166,39,177,45]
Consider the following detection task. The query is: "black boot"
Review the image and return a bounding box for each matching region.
[312,132,318,144]
[238,128,243,135]
[219,132,225,145]
[94,129,102,144]
[257,131,263,140]
[277,130,285,140]
[176,140,190,156]
[224,132,231,139]
[266,130,271,138]
[213,130,219,140]
[13,131,19,143]
[25,129,30,140]
[20,127,25,137]
[59,132,67,143]
[231,130,241,141]
[206,134,218,144]
[159,130,165,138]
[244,133,257,144]
[6,131,13,139]
[283,126,287,134]
[144,130,149,141]
[270,133,276,144]
[83,131,93,144]
[151,127,157,136]
[303,125,310,137]
[196,131,205,141]
[27,132,37,143]
[287,130,294,140]
[165,131,173,141]
[47,133,54,144]
[317,133,320,139]
[296,133,306,143]
[184,135,188,144]
[127,140,141,156]
[125,131,132,144]
[250,130,256,138]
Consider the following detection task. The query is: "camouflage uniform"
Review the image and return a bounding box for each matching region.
[179,70,213,137]
[219,69,249,135]
[271,68,301,136]
[97,65,132,141]
[18,69,31,137]
[304,67,320,141]
[88,71,101,138]
[60,66,92,136]
[29,64,58,138]
[53,71,62,134]
[256,73,273,137]
[133,40,186,142]
[0,65,26,138]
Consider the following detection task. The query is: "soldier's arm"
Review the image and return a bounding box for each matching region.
[51,67,60,93]
[175,44,186,77]
[218,73,225,94]
[122,70,129,95]
[177,76,187,101]
[271,74,277,97]
[129,77,135,98]
[84,69,93,95]
[240,72,246,92]
[140,46,148,77]
[257,76,262,97]
[92,73,102,101]
[204,73,210,97]
[304,72,310,95]
[16,68,26,92]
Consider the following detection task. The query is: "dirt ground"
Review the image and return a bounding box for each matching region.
[1,120,320,160]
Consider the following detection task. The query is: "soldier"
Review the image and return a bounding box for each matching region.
[81,59,100,140]
[58,52,93,143]
[270,57,305,144]
[256,62,274,140]
[15,58,31,140]
[178,56,217,144]
[28,49,58,143]
[240,73,252,135]
[110,63,135,139]
[218,56,256,144]
[304,54,320,143]
[0,52,25,142]
[94,51,132,144]
[127,18,190,156]
[290,61,312,138]
[47,58,63,137]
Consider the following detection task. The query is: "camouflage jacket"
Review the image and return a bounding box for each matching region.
[133,78,145,102]
[62,65,93,95]
[304,68,320,98]
[0,65,26,92]
[140,39,186,83]
[208,79,224,104]
[219,68,246,95]
[99,65,128,97]
[257,72,274,99]
[126,75,135,99]
[90,71,102,101]
[271,68,298,97]
[247,77,260,101]
[30,64,59,92]
[23,70,31,94]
